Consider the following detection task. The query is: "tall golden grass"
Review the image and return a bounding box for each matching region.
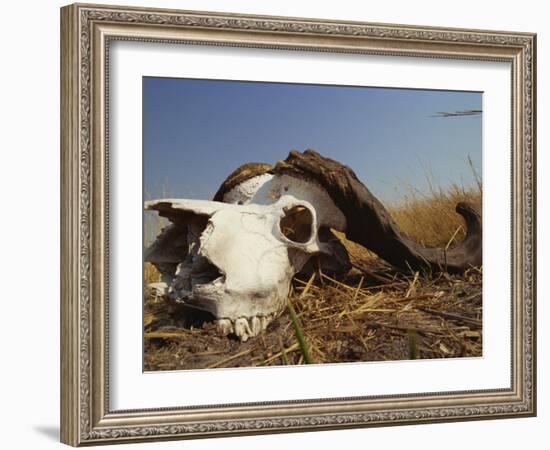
[387,157,482,247]
[388,183,481,248]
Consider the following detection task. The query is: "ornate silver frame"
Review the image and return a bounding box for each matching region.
[60,3,536,446]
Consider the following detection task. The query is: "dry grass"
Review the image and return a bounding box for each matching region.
[388,183,481,247]
[283,271,481,365]
[144,262,482,369]
[143,176,483,370]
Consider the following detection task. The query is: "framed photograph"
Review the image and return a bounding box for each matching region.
[60,3,536,446]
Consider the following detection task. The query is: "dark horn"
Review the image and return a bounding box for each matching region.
[272,149,482,273]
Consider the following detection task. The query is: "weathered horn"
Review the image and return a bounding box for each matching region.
[272,150,482,273]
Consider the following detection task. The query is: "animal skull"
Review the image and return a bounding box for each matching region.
[145,150,482,342]
[145,173,347,341]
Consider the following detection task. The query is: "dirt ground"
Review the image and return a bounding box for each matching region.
[143,252,482,371]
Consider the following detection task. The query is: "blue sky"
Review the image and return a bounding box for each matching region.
[143,77,481,204]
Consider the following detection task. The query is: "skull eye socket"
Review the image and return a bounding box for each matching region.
[279,205,314,244]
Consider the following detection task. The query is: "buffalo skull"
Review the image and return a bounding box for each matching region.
[145,150,482,341]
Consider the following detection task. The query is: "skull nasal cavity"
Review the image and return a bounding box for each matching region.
[280,205,314,243]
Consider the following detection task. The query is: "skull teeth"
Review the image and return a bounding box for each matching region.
[215,315,275,342]
[216,319,234,336]
[234,318,252,342]
[249,316,261,336]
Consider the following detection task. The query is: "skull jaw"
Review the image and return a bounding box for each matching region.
[177,276,291,342]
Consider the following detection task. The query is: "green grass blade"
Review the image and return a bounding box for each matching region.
[287,301,313,364]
